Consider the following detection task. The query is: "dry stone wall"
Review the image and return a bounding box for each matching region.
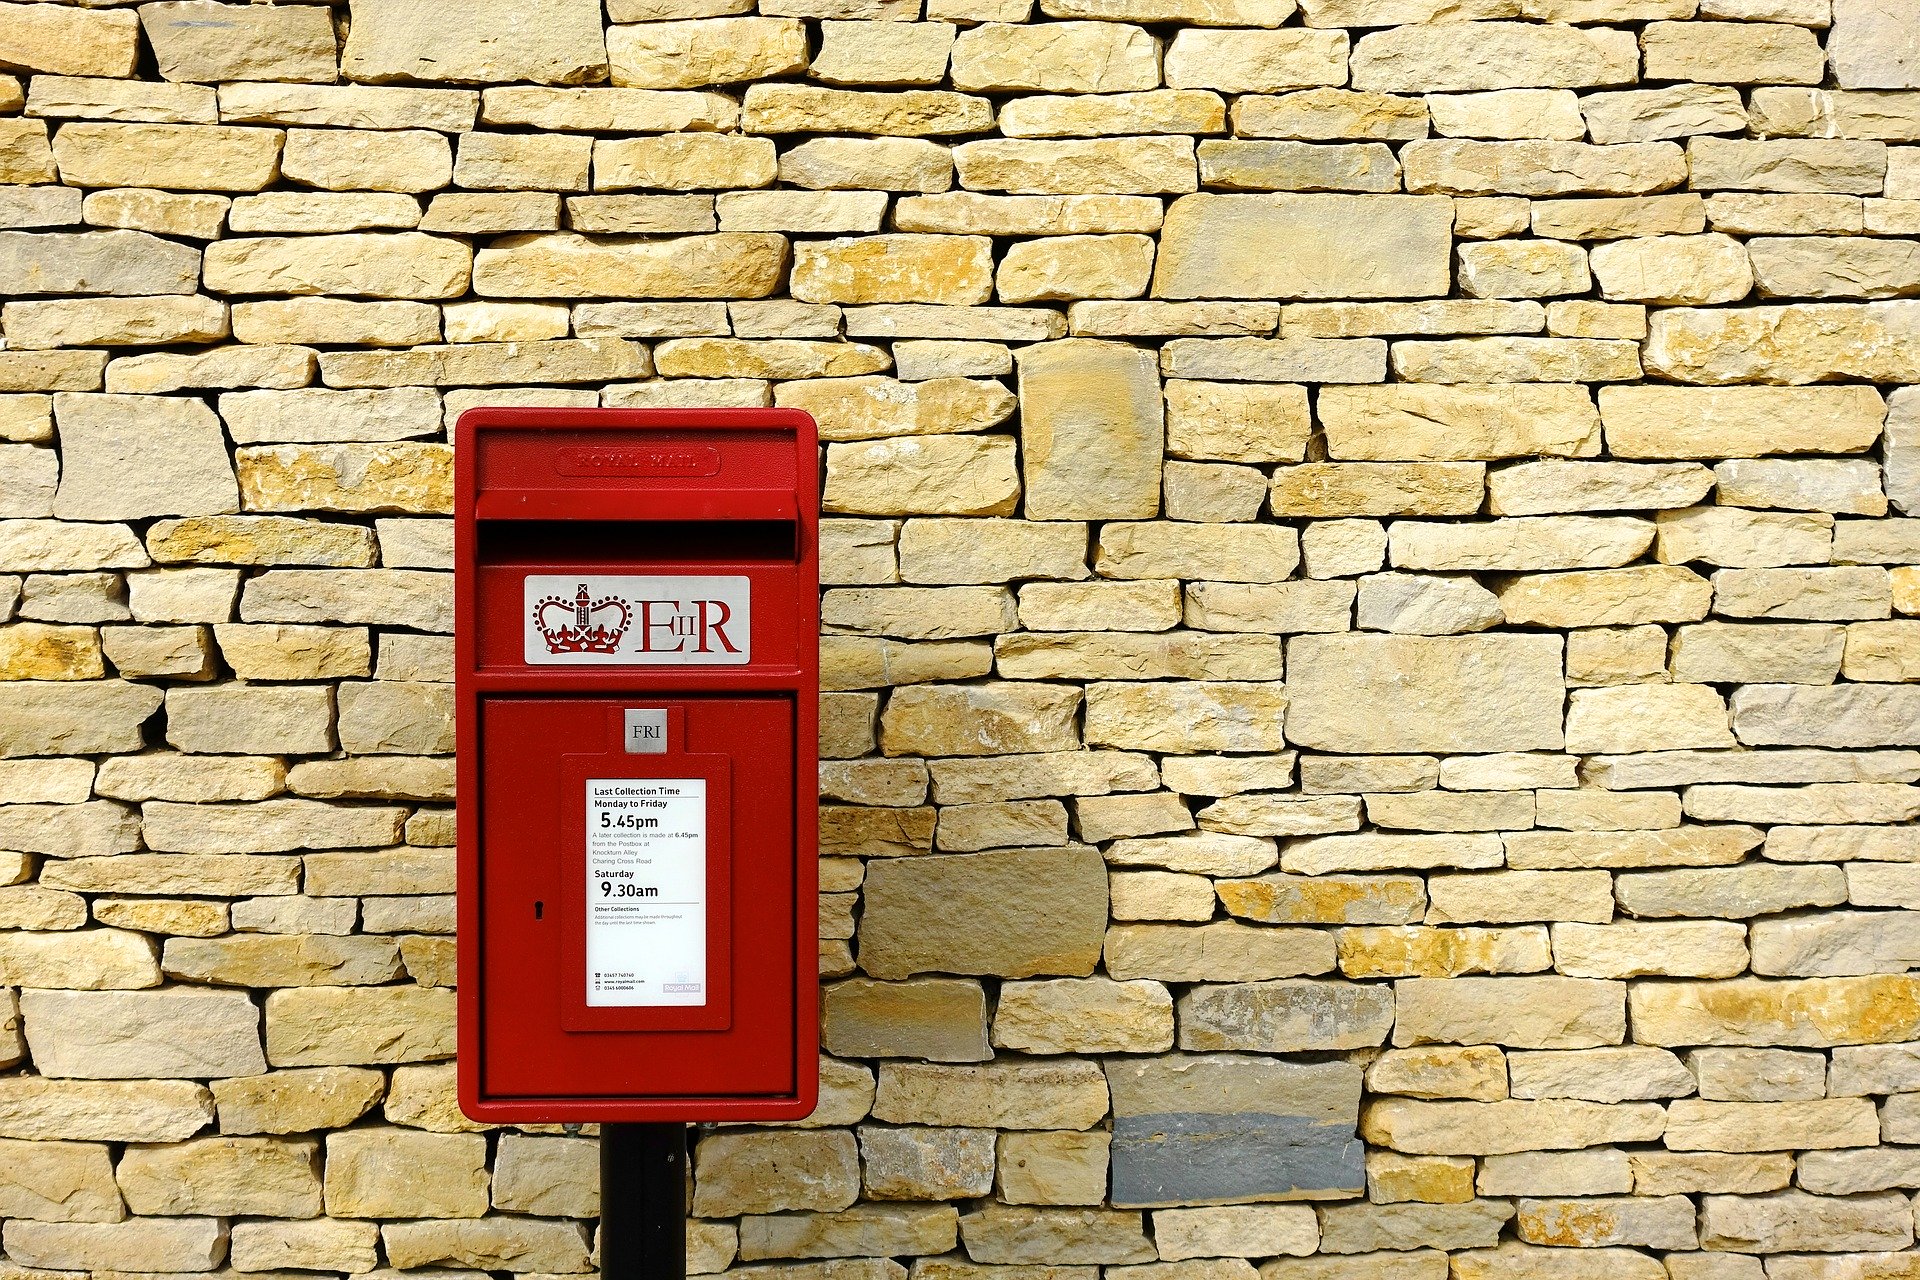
[0,0,1918,1275]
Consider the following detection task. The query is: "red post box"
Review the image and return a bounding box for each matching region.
[454,407,819,1124]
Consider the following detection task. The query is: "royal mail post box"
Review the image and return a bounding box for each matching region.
[454,407,819,1123]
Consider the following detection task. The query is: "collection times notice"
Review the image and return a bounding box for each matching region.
[584,778,707,1007]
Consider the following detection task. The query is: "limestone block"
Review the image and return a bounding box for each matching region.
[149,514,377,567]
[1112,869,1218,922]
[40,851,301,897]
[264,985,454,1066]
[0,1136,122,1222]
[0,622,101,681]
[792,235,991,308]
[861,846,1106,978]
[0,517,146,572]
[318,1127,489,1219]
[1001,234,1156,303]
[343,0,608,85]
[874,1060,1107,1129]
[1264,1256,1450,1280]
[1217,873,1423,925]
[951,22,1158,93]
[1351,23,1634,91]
[162,933,403,988]
[1107,922,1333,982]
[1287,633,1562,753]
[1644,19,1823,84]
[1404,140,1686,196]
[1489,463,1705,522]
[1150,1206,1316,1261]
[117,1134,321,1217]
[1000,89,1225,139]
[1162,335,1386,382]
[382,1218,593,1272]
[1700,1190,1914,1253]
[1562,684,1734,755]
[3,1217,227,1272]
[210,1066,384,1136]
[778,377,1013,444]
[21,987,263,1078]
[276,130,450,197]
[0,1077,213,1143]
[1714,567,1892,621]
[1392,976,1625,1049]
[1270,463,1484,520]
[1177,978,1393,1051]
[1532,196,1707,243]
[823,978,988,1062]
[237,443,450,519]
[1001,340,1166,520]
[1390,335,1638,384]
[1647,303,1920,385]
[1083,681,1287,753]
[326,337,648,387]
[1,295,228,350]
[1830,0,1920,88]
[994,977,1174,1054]
[1165,381,1308,464]
[991,1131,1108,1208]
[955,1206,1152,1265]
[53,122,282,192]
[482,1133,594,1218]
[1748,909,1920,976]
[230,1217,380,1271]
[1749,235,1920,300]
[1320,384,1600,460]
[52,393,235,521]
[206,233,470,299]
[1108,1054,1363,1205]
[1587,233,1755,306]
[1428,89,1584,142]
[1154,194,1451,299]
[859,1126,994,1201]
[481,85,736,132]
[736,1203,958,1261]
[1458,241,1589,299]
[1719,459,1886,516]
[1690,138,1890,195]
[607,17,805,88]
[1362,1098,1665,1155]
[140,1,336,83]
[1097,521,1300,581]
[0,4,140,77]
[811,21,956,86]
[1183,579,1354,633]
[825,435,1020,516]
[1633,974,1920,1047]
[1371,1151,1478,1204]
[955,136,1199,195]
[779,138,954,196]
[937,798,1067,850]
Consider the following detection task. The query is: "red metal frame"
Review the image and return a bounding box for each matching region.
[454,407,820,1123]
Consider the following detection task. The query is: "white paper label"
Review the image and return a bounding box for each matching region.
[585,778,707,1007]
[525,575,750,665]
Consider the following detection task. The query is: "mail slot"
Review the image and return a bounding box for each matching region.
[454,407,820,1123]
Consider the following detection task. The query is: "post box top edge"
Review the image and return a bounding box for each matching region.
[454,405,817,439]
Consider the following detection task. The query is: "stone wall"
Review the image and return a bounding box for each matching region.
[1,0,1919,1275]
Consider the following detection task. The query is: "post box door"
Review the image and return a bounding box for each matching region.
[477,694,797,1101]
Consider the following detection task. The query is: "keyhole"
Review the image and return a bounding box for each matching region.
[534,901,544,920]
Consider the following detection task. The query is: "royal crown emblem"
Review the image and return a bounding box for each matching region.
[534,583,632,655]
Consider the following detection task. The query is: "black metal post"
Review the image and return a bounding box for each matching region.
[600,1122,687,1279]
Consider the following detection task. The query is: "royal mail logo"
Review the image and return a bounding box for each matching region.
[555,446,722,478]
[533,584,632,655]
[524,575,750,666]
